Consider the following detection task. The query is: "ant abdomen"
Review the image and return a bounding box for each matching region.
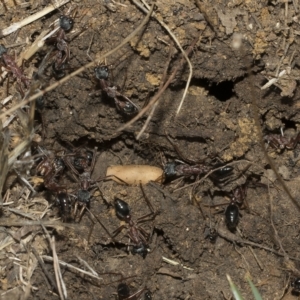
[225,203,239,230]
[59,15,73,31]
[114,198,130,220]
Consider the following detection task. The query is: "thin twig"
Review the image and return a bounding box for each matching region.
[136,47,173,140]
[247,47,300,212]
[42,256,104,281]
[132,0,193,115]
[116,37,198,132]
[1,0,70,37]
[76,256,98,276]
[267,179,288,259]
[31,247,58,293]
[218,225,300,261]
[51,236,67,300]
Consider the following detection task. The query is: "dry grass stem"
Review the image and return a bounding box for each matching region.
[117,38,198,133]
[76,256,98,276]
[51,236,67,300]
[133,0,193,116]
[42,255,105,281]
[1,0,71,37]
[136,48,173,140]
[217,224,300,261]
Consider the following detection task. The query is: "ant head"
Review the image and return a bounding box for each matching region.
[114,198,130,220]
[0,44,7,56]
[59,15,74,31]
[292,278,300,293]
[144,291,152,300]
[85,150,93,163]
[77,189,90,204]
[163,161,178,179]
[117,100,139,116]
[94,65,109,80]
[131,244,149,257]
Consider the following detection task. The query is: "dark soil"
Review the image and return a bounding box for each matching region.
[1,0,300,299]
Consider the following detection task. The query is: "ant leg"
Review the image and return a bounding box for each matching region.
[85,207,114,241]
[64,155,81,181]
[73,201,78,219]
[86,213,95,243]
[165,132,202,164]
[89,147,98,173]
[139,184,155,213]
[76,204,86,222]
[112,224,127,237]
[6,72,10,97]
[138,184,159,223]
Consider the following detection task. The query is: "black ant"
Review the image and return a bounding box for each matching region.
[0,44,31,97]
[163,134,233,183]
[64,146,102,221]
[94,65,139,116]
[117,282,152,300]
[291,278,300,294]
[204,227,218,243]
[46,15,74,79]
[65,148,93,173]
[205,183,248,231]
[264,128,300,152]
[224,184,248,230]
[113,187,157,257]
[36,150,66,193]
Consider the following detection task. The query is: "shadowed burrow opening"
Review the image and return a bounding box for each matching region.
[282,117,297,130]
[207,80,235,101]
[189,78,236,102]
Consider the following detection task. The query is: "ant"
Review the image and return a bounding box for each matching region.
[264,128,300,151]
[36,150,66,193]
[46,15,74,79]
[94,65,139,116]
[204,227,218,243]
[117,282,152,300]
[224,183,248,230]
[113,187,157,257]
[291,278,300,294]
[62,144,94,174]
[163,134,233,183]
[0,44,31,97]
[64,146,101,221]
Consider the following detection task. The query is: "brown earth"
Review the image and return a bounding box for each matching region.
[1,0,300,299]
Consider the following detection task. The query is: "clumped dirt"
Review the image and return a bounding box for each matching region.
[2,0,300,299]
